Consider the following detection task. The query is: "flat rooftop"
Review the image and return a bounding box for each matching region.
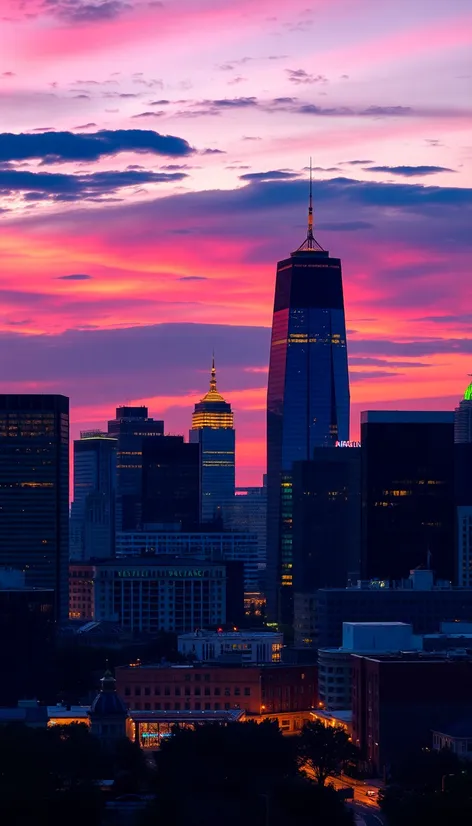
[361,410,454,425]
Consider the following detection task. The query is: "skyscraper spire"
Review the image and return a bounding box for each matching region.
[210,353,217,393]
[295,159,324,253]
[307,156,314,241]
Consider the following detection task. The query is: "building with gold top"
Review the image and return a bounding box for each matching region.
[190,358,235,523]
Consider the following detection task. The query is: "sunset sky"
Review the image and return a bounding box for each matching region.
[0,0,471,484]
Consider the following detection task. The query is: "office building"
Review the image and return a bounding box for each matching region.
[457,506,472,586]
[292,446,360,593]
[0,394,69,621]
[294,568,472,649]
[107,406,164,532]
[190,359,235,523]
[221,483,267,588]
[351,652,472,775]
[0,569,55,705]
[116,529,259,593]
[115,661,317,720]
[142,436,199,530]
[454,378,472,443]
[69,562,95,620]
[432,723,472,758]
[70,431,117,561]
[318,621,419,712]
[93,556,243,634]
[361,411,455,583]
[266,175,350,623]
[178,629,283,663]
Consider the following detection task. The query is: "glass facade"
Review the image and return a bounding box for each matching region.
[0,394,69,621]
[267,245,350,623]
[70,432,117,561]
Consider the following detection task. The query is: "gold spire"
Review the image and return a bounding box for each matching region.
[210,353,217,393]
[307,156,314,240]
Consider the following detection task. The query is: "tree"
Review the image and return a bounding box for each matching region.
[297,721,359,786]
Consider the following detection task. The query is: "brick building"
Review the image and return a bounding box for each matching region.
[69,563,95,620]
[115,662,317,720]
[351,653,472,775]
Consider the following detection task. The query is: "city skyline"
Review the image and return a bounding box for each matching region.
[0,0,470,486]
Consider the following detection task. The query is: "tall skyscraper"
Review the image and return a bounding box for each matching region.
[190,359,235,523]
[142,435,200,530]
[454,378,472,443]
[266,172,350,623]
[221,483,267,590]
[361,411,455,582]
[70,430,117,561]
[107,406,164,532]
[0,394,69,621]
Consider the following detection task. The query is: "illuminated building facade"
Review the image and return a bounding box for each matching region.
[93,556,238,634]
[70,431,117,561]
[142,436,200,530]
[107,406,164,532]
[266,177,350,623]
[0,394,69,621]
[190,359,235,523]
[361,411,455,582]
[221,483,267,590]
[177,629,283,663]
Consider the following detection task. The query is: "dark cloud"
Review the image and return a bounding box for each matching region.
[350,338,472,357]
[0,129,193,164]
[317,221,373,231]
[53,1,131,24]
[56,274,94,281]
[349,357,431,368]
[365,165,455,177]
[350,370,404,381]
[131,111,166,119]
[0,168,187,199]
[149,100,171,106]
[239,170,299,181]
[285,69,328,84]
[201,148,226,155]
[362,105,412,116]
[74,123,97,129]
[343,160,374,165]
[179,276,208,282]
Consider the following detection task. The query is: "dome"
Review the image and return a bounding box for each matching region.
[89,670,128,718]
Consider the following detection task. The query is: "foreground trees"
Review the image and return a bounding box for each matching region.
[141,720,354,826]
[298,720,359,786]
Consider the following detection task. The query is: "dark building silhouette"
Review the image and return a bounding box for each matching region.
[0,394,69,621]
[266,172,350,623]
[142,436,199,530]
[292,446,360,593]
[361,411,455,582]
[0,577,55,705]
[70,431,117,561]
[107,406,164,532]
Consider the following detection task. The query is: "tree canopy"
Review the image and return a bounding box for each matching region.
[298,720,359,786]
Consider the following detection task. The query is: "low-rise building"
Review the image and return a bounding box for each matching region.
[351,652,472,775]
[295,568,472,649]
[178,629,283,664]
[114,662,317,727]
[318,622,420,711]
[432,721,472,759]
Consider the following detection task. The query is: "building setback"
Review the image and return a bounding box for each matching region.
[266,174,350,624]
[0,394,69,621]
[361,411,455,583]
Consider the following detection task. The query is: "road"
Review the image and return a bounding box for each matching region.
[351,803,385,826]
[325,773,383,808]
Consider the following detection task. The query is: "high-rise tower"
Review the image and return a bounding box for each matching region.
[70,431,117,561]
[266,166,350,623]
[454,377,472,443]
[190,359,236,523]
